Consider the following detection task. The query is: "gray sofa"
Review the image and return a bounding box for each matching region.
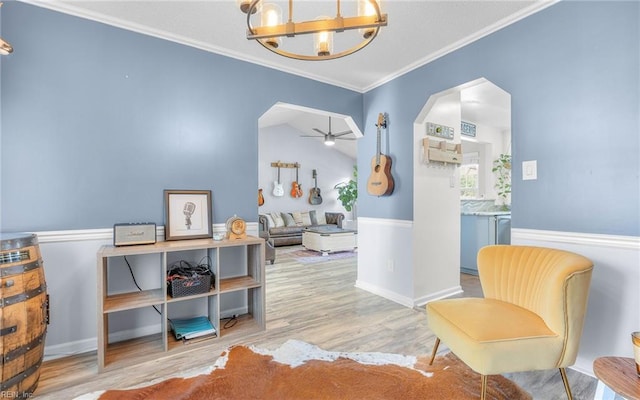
[259,211,344,247]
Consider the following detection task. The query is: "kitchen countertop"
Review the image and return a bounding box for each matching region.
[461,211,511,216]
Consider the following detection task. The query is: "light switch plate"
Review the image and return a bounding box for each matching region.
[522,160,537,180]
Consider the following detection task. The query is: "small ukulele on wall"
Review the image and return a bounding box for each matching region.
[367,112,394,196]
[290,164,303,198]
[258,188,265,206]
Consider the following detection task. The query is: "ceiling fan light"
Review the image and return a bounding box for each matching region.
[324,136,336,146]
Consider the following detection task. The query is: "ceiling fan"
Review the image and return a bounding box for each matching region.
[301,117,354,146]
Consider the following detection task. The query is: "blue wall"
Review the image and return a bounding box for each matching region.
[0,2,362,231]
[360,1,639,236]
[2,1,638,237]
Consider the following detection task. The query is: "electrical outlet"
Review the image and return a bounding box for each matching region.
[387,260,395,272]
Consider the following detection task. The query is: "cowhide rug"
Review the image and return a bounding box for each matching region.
[77,340,531,400]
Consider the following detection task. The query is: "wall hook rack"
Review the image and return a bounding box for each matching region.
[422,137,462,166]
[271,161,301,169]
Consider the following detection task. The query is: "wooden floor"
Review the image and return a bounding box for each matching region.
[33,246,597,399]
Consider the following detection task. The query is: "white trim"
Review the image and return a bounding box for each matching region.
[33,223,259,243]
[23,0,557,93]
[357,217,413,229]
[413,286,464,307]
[361,1,559,92]
[512,228,640,250]
[43,337,97,362]
[354,280,414,308]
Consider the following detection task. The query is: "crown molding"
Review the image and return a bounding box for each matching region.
[21,0,558,93]
[361,1,559,93]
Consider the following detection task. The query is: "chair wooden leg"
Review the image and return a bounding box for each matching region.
[559,368,573,400]
[428,337,440,365]
[480,375,487,400]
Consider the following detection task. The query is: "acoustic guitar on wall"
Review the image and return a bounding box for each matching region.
[308,169,323,205]
[367,112,394,196]
[272,167,284,197]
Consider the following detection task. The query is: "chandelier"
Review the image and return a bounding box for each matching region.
[239,0,387,61]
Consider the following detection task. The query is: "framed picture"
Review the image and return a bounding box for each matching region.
[164,190,212,241]
[461,121,477,137]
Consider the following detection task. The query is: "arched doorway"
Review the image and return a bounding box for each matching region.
[412,78,511,304]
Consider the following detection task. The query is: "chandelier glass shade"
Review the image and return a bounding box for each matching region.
[0,38,12,55]
[240,0,387,61]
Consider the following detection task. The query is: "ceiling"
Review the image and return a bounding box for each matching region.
[23,0,547,158]
[260,103,361,159]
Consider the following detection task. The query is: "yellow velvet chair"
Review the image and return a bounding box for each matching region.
[426,245,593,400]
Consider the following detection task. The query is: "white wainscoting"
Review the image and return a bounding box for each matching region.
[32,223,258,360]
[355,217,415,307]
[512,228,640,376]
[356,217,463,308]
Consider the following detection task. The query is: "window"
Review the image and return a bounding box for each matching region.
[460,152,479,199]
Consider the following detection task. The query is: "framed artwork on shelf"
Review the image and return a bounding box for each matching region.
[164,189,212,241]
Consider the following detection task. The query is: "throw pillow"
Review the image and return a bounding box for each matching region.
[301,211,312,226]
[309,210,318,225]
[264,214,275,229]
[281,212,296,227]
[316,212,327,225]
[292,211,304,226]
[270,212,285,228]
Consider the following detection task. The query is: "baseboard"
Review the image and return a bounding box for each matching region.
[412,285,464,307]
[354,280,415,308]
[44,308,249,360]
[43,337,97,361]
[353,281,462,308]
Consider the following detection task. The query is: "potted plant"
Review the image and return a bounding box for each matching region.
[492,153,511,211]
[334,165,358,220]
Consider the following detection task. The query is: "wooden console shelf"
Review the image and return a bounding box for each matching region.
[96,236,265,371]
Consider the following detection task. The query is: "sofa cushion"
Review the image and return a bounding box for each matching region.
[292,211,312,226]
[292,211,303,226]
[264,214,275,229]
[316,212,327,225]
[282,212,296,227]
[301,211,312,226]
[269,226,304,237]
[270,212,285,228]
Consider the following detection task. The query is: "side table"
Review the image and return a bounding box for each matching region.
[593,357,640,400]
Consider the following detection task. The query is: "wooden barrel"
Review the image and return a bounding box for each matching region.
[0,233,48,397]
